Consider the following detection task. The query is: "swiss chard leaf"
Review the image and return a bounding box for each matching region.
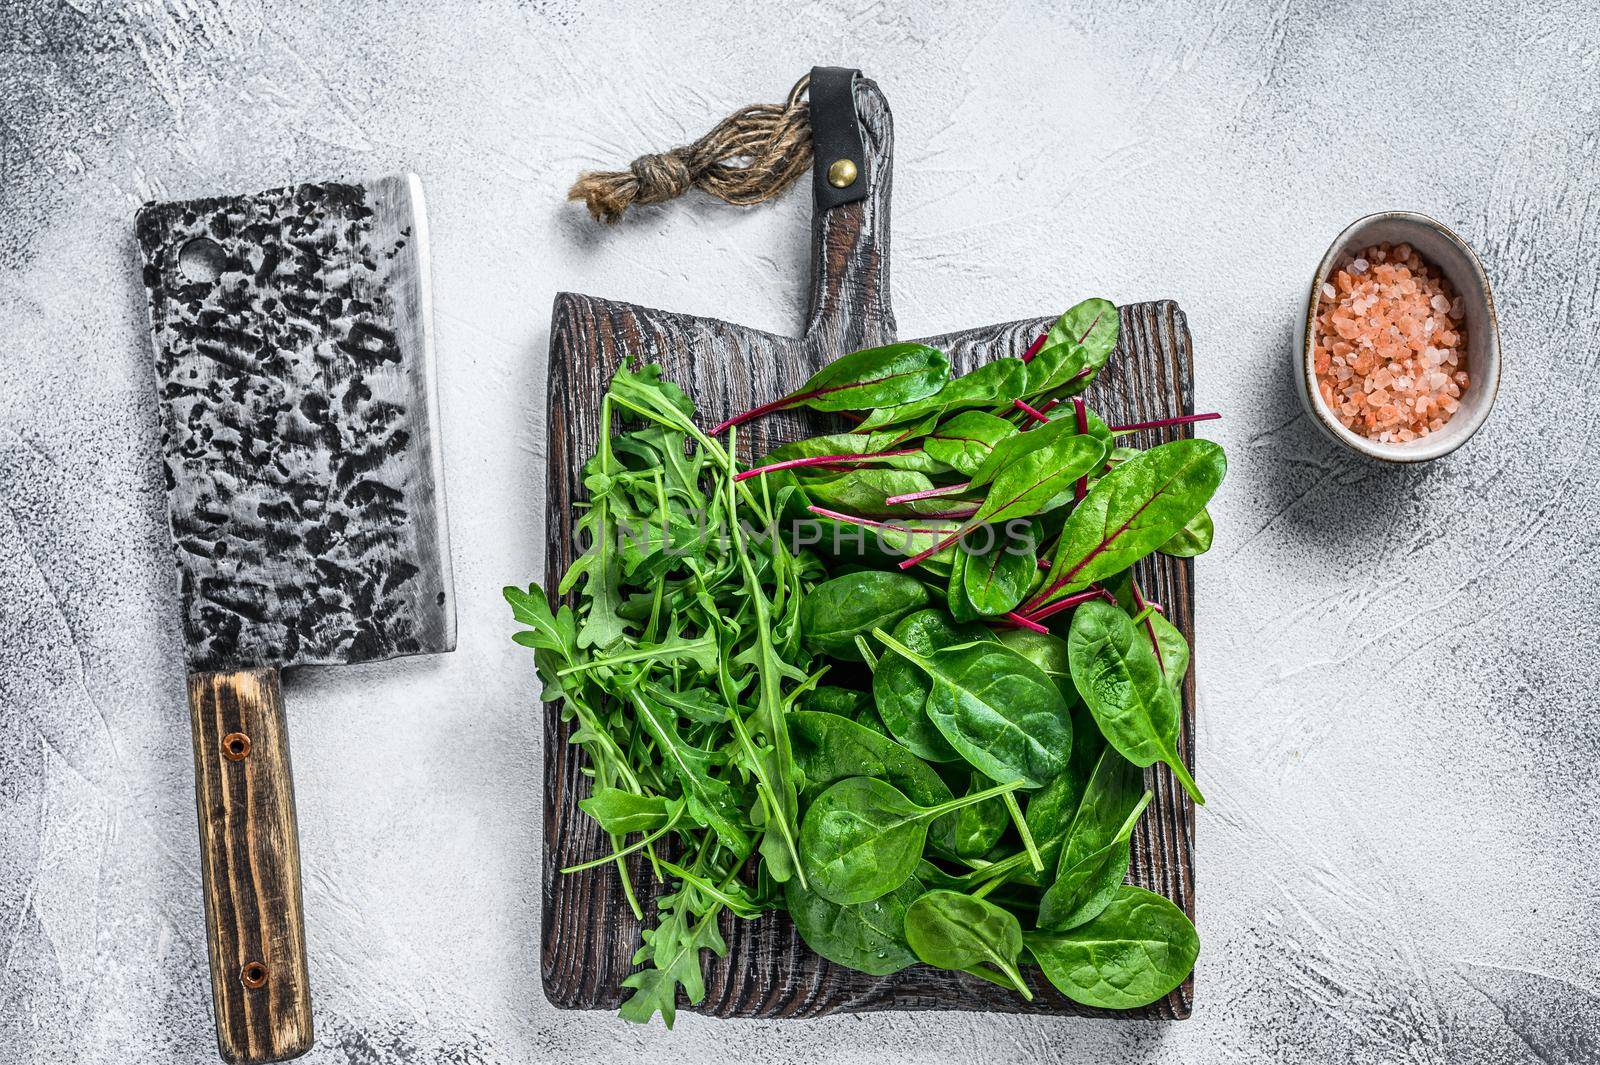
[855,358,1027,431]
[1158,506,1213,557]
[968,410,1111,490]
[957,520,1041,617]
[802,468,972,518]
[793,342,950,413]
[1034,439,1225,607]
[970,434,1105,524]
[923,411,1017,477]
[1023,298,1119,398]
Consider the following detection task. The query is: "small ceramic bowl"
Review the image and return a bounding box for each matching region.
[1299,211,1500,462]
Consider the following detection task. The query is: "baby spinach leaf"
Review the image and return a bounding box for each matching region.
[799,776,1021,905]
[801,571,930,660]
[1025,700,1100,818]
[1034,440,1226,607]
[1103,573,1190,692]
[1025,886,1199,1009]
[904,890,1033,999]
[798,686,867,717]
[950,768,1009,859]
[1037,791,1151,932]
[785,875,923,976]
[872,628,1073,789]
[1158,506,1213,557]
[1067,600,1202,804]
[924,411,1016,476]
[1037,748,1148,930]
[1145,609,1190,693]
[789,712,954,815]
[856,358,1027,431]
[997,628,1074,700]
[872,609,995,763]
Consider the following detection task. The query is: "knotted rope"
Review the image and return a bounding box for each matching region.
[569,74,814,224]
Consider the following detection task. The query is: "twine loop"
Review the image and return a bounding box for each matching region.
[569,74,814,224]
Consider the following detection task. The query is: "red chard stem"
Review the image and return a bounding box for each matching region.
[1073,398,1090,503]
[1002,611,1050,634]
[884,482,972,506]
[1013,399,1051,424]
[1108,412,1221,433]
[736,449,919,482]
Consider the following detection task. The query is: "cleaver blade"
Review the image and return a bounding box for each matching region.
[138,172,454,670]
[135,173,453,1065]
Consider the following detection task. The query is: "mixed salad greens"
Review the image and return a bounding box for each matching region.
[509,299,1225,1024]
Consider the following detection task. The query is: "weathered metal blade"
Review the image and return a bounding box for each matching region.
[136,173,455,672]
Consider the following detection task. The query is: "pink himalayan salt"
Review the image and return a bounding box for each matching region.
[1313,242,1469,443]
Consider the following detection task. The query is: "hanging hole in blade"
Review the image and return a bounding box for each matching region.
[177,237,226,284]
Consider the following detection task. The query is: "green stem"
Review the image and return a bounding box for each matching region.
[1164,749,1205,806]
[723,432,807,887]
[783,664,832,710]
[1003,792,1044,873]
[919,778,1025,822]
[854,634,879,670]
[561,803,687,874]
[555,636,716,676]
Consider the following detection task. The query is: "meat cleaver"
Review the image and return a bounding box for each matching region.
[135,174,454,1064]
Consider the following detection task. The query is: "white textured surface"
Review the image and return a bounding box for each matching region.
[2,1,1598,1062]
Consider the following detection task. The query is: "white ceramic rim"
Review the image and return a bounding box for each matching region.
[1300,211,1501,463]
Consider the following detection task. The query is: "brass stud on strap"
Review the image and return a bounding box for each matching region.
[827,158,858,189]
[240,961,268,989]
[222,732,251,761]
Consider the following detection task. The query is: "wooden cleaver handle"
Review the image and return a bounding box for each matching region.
[188,667,314,1063]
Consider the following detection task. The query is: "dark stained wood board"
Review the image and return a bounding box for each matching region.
[542,76,1198,1021]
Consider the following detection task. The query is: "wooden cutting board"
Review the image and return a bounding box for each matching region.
[543,74,1198,1020]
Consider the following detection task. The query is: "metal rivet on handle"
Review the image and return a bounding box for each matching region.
[827,158,858,188]
[222,732,251,761]
[240,961,268,989]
